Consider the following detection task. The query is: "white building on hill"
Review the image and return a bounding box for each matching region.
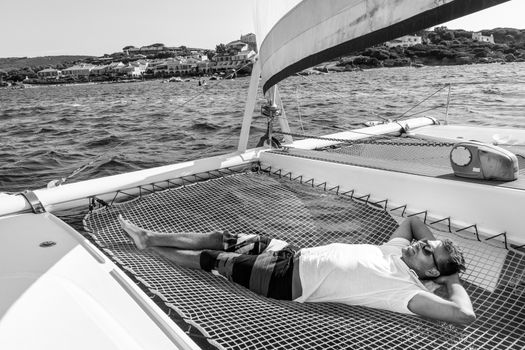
[37,68,62,80]
[61,64,95,79]
[384,35,422,48]
[472,32,495,44]
[240,33,257,52]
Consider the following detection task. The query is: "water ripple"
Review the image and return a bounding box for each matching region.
[1,62,525,192]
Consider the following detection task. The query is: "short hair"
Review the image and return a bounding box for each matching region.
[439,239,466,275]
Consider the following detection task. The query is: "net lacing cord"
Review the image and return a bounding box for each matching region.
[82,168,524,350]
[84,165,255,213]
[82,162,517,251]
[262,165,516,250]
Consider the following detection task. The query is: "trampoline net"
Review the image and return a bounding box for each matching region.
[84,170,525,350]
[322,138,525,179]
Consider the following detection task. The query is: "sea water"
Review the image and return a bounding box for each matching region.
[1,62,524,193]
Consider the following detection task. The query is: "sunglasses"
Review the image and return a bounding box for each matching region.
[420,240,440,273]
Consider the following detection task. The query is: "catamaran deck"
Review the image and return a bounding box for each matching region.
[83,162,525,349]
[276,137,525,190]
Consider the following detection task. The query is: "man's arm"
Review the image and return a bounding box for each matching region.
[389,216,436,242]
[407,273,476,325]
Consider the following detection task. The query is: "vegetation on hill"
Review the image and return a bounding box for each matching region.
[0,56,95,82]
[330,28,525,71]
[0,55,94,71]
[2,28,524,84]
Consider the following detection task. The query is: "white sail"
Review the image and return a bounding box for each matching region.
[254,0,302,50]
[257,0,510,93]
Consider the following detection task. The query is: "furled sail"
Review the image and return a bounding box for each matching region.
[257,0,510,94]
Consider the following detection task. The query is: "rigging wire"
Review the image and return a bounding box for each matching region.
[398,104,446,120]
[48,141,126,188]
[295,86,306,135]
[393,83,450,121]
[254,113,411,140]
[260,77,460,145]
[298,74,451,124]
[272,80,525,148]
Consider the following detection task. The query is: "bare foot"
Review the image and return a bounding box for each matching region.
[118,214,150,250]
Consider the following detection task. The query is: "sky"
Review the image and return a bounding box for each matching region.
[1,0,523,58]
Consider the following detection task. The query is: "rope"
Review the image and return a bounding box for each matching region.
[400,104,446,119]
[49,141,125,187]
[295,86,306,135]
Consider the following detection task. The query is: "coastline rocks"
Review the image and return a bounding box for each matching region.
[382,58,411,67]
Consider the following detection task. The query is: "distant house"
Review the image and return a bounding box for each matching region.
[240,33,257,52]
[232,50,255,63]
[213,54,236,72]
[212,37,256,74]
[120,61,148,78]
[213,46,255,74]
[195,61,213,75]
[139,45,166,55]
[165,58,195,76]
[192,54,212,75]
[106,62,126,77]
[61,64,95,79]
[472,32,494,44]
[124,47,141,55]
[152,59,186,76]
[384,35,422,48]
[37,68,62,80]
[226,40,249,53]
[90,65,110,76]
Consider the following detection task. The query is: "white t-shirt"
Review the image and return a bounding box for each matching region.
[294,238,428,315]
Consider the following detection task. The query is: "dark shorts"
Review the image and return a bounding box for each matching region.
[200,232,297,300]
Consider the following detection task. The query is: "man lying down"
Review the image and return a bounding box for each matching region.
[119,215,475,325]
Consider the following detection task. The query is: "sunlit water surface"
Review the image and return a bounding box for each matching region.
[1,62,524,193]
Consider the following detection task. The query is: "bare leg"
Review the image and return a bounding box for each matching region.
[118,215,223,250]
[151,247,203,269]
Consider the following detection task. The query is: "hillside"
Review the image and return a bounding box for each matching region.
[0,55,94,71]
[2,28,524,83]
[490,27,525,44]
[329,27,525,70]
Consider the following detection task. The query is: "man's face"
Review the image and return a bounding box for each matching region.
[401,240,448,279]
